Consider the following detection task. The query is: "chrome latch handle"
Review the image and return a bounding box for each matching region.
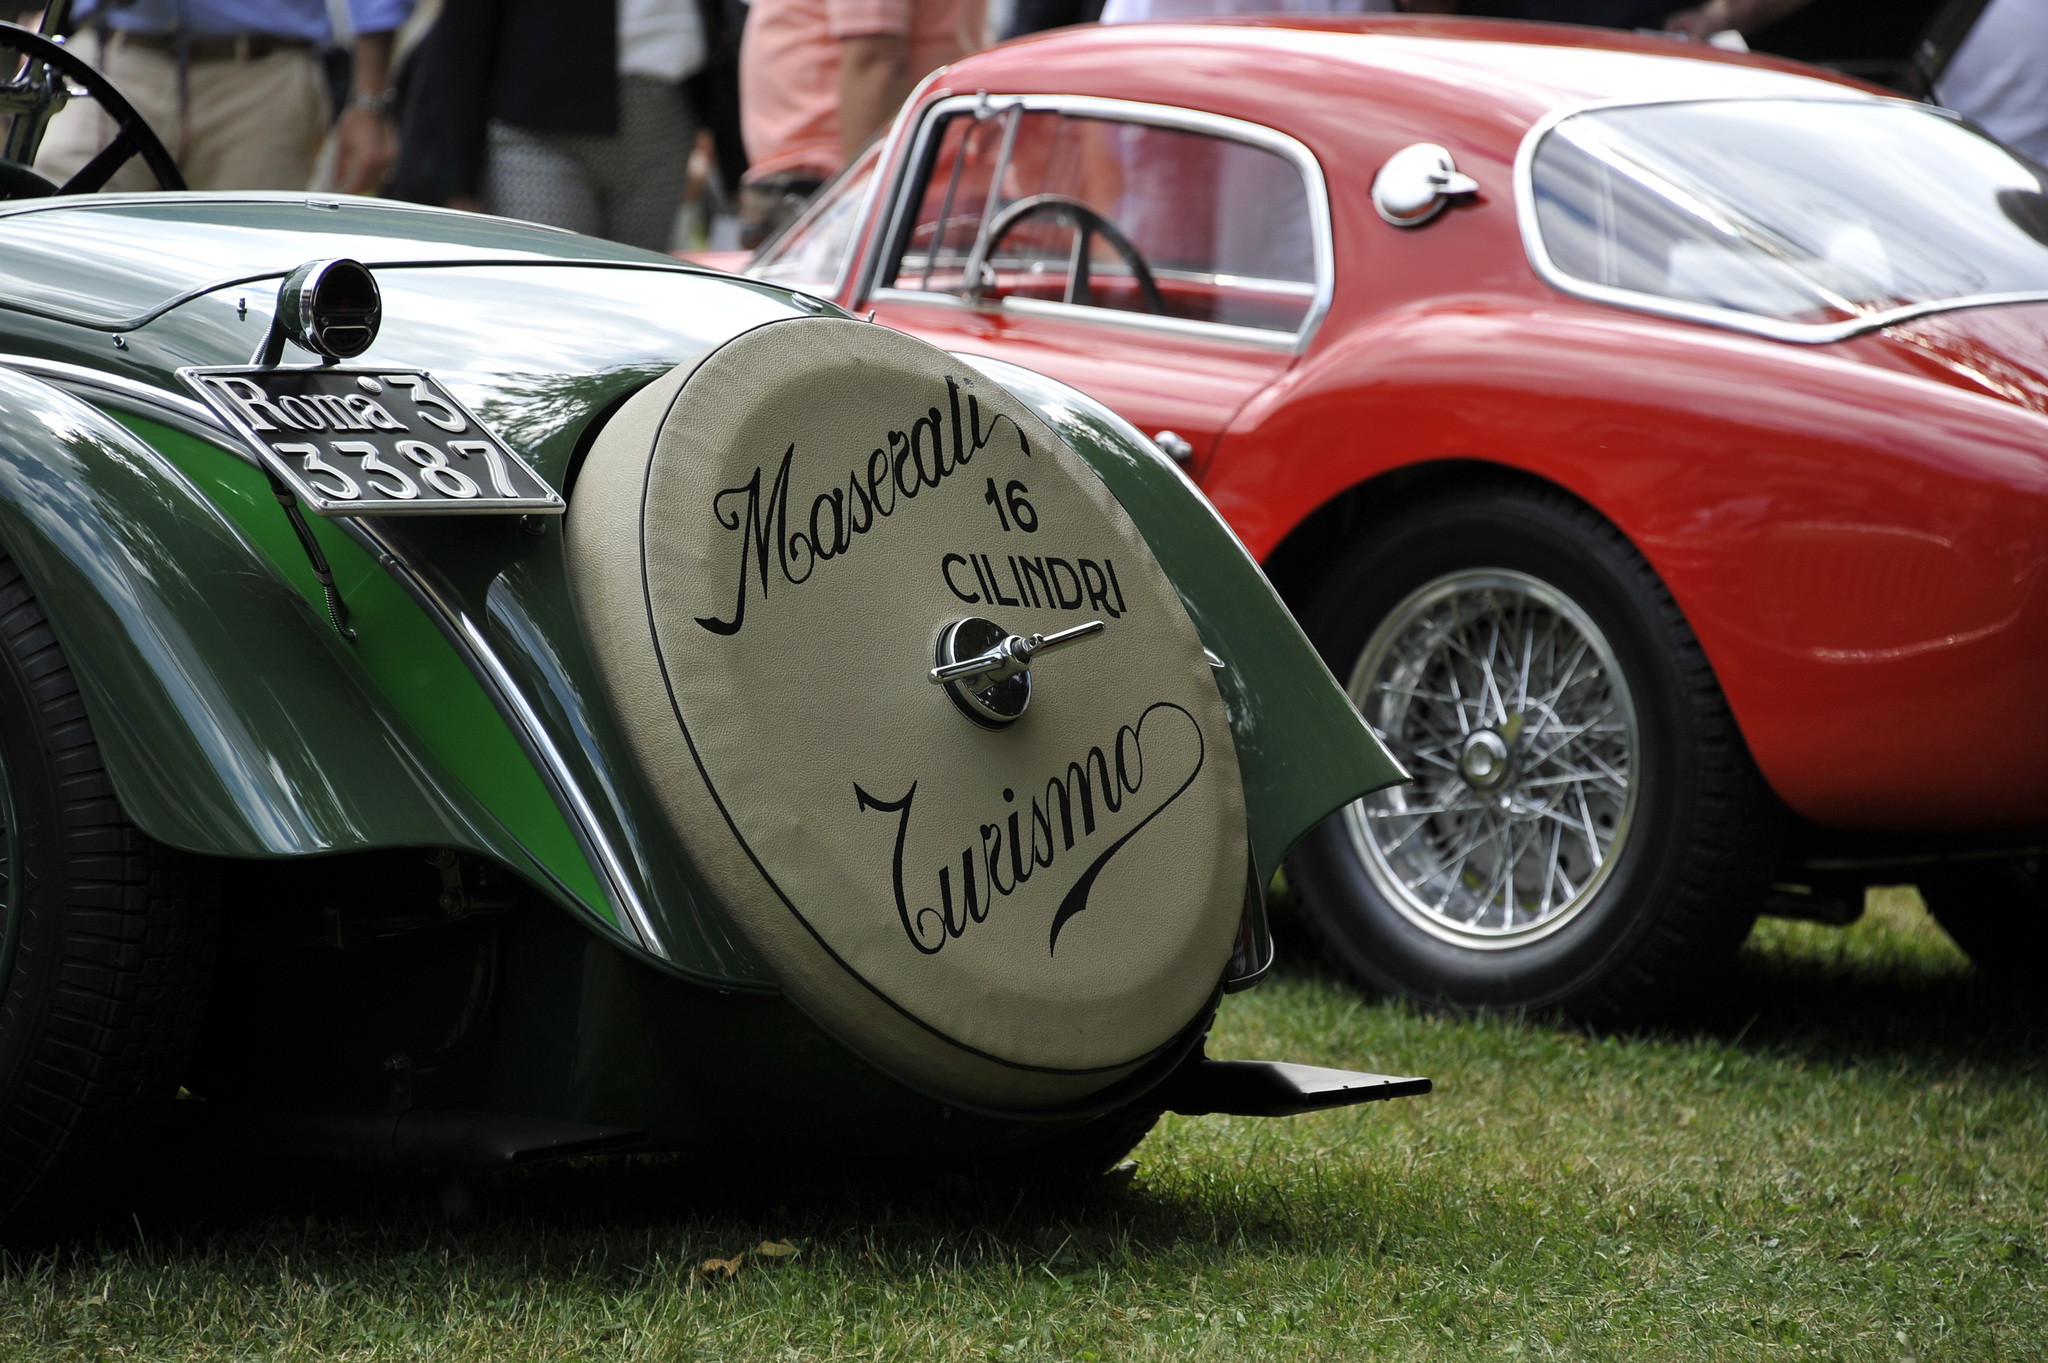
[1153,430,1195,464]
[930,617,1106,729]
[929,619,1105,686]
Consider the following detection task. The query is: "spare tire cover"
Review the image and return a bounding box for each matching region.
[568,317,1245,1110]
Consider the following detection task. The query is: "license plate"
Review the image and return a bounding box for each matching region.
[178,365,564,517]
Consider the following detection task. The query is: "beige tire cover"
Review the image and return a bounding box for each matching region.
[567,317,1245,1111]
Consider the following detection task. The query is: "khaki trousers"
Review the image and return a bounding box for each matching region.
[34,32,329,193]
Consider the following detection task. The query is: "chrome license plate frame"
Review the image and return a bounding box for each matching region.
[178,365,564,517]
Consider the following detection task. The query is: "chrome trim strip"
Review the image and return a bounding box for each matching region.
[338,518,667,958]
[1512,93,2048,345]
[860,92,1335,352]
[0,353,257,457]
[877,286,1303,352]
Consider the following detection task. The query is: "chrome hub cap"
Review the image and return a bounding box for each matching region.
[1459,729,1512,791]
[1343,569,1639,950]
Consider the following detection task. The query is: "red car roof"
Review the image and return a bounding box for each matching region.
[934,17,1877,162]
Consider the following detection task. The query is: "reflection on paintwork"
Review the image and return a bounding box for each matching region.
[1883,311,2048,417]
[0,370,493,854]
[1743,523,2020,660]
[485,572,772,984]
[130,265,802,481]
[274,268,796,479]
[0,194,676,328]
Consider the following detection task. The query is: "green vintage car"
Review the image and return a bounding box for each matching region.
[0,23,1417,1228]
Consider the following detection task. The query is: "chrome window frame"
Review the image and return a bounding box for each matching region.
[1513,94,2048,346]
[861,94,1335,354]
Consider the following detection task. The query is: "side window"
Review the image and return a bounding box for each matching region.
[887,107,1318,334]
[749,144,881,292]
[890,112,1014,293]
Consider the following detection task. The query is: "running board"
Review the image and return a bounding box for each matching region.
[1156,1060,1431,1118]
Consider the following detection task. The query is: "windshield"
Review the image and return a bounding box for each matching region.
[747,146,880,292]
[1528,99,2048,330]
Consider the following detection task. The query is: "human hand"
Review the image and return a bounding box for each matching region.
[1663,0,1730,37]
[837,33,909,164]
[333,105,395,196]
[1666,0,1812,37]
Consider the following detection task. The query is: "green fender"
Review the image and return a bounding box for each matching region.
[0,366,620,938]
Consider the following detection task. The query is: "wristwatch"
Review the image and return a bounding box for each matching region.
[349,88,398,119]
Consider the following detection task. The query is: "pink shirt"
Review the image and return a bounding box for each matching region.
[740,0,985,182]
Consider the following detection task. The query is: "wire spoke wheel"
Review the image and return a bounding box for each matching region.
[1289,486,1777,1019]
[1342,569,1640,950]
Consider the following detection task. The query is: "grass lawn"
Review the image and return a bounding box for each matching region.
[4,889,2043,1359]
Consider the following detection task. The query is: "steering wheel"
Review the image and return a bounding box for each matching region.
[0,22,185,197]
[965,193,1168,317]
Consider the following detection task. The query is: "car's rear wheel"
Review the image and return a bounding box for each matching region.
[0,554,212,1232]
[1285,482,1780,1022]
[989,1105,1163,1186]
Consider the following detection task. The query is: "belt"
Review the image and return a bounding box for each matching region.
[114,30,314,62]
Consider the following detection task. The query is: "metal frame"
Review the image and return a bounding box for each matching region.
[1513,93,2048,346]
[175,363,567,518]
[0,353,243,452]
[860,93,1336,354]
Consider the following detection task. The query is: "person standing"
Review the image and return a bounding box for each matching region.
[1099,0,1391,22]
[34,0,407,193]
[1001,0,1102,39]
[1659,0,2048,164]
[402,0,725,252]
[1933,0,2048,163]
[736,0,985,246]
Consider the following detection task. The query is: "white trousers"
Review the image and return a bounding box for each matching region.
[34,31,330,193]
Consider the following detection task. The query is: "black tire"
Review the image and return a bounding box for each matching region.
[1916,858,2048,979]
[987,1105,1162,1186]
[1285,480,1781,1023]
[0,554,213,1232]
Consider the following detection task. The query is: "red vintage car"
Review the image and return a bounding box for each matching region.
[739,15,2048,1018]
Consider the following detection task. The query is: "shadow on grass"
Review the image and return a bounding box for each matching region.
[42,1139,1307,1288]
[1263,879,2048,1079]
[1701,890,2046,1070]
[22,890,2036,1269]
